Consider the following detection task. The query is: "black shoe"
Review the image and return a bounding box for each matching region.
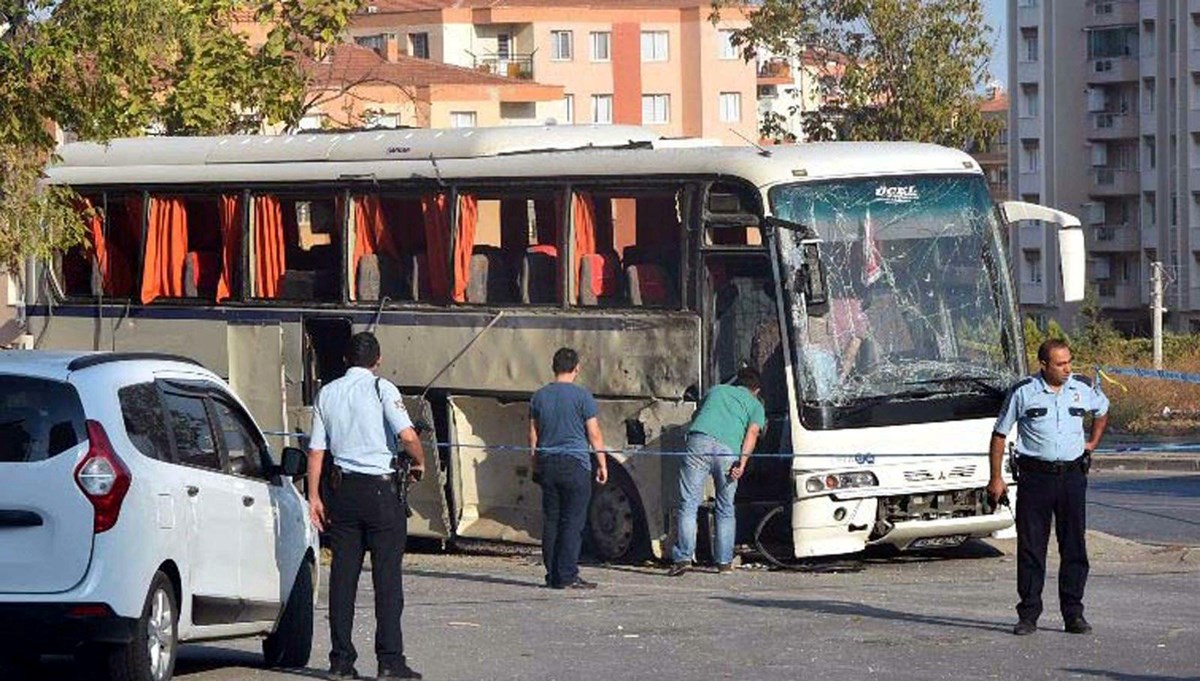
[1064,616,1092,634]
[1012,620,1038,636]
[667,562,690,577]
[327,666,360,680]
[378,664,423,680]
[554,577,597,590]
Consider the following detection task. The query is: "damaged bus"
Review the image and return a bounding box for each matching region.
[26,125,1084,560]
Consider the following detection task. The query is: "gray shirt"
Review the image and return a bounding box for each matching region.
[309,367,413,475]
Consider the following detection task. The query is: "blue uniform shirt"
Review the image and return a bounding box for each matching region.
[993,373,1110,462]
[309,367,414,475]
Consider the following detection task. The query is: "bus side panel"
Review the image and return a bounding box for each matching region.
[447,396,693,558]
[403,396,452,540]
[31,313,231,375]
[227,322,286,437]
[371,312,700,399]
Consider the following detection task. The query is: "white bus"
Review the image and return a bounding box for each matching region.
[27,125,1084,560]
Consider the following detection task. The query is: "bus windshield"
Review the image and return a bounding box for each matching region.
[770,174,1021,411]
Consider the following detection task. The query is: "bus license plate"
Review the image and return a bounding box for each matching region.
[910,535,967,549]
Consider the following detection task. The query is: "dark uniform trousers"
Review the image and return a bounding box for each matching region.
[327,472,408,671]
[1015,458,1089,623]
[540,456,592,587]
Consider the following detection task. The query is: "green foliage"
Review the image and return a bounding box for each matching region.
[717,0,1000,149]
[0,0,362,269]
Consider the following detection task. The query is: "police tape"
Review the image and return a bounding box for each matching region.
[259,433,1200,459]
[1098,365,1200,387]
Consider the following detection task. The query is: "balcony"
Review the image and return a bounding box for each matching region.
[758,59,792,85]
[1019,222,1046,249]
[1086,112,1138,139]
[1017,117,1040,139]
[1090,167,1139,195]
[1086,56,1138,84]
[1085,0,1139,27]
[1019,281,1048,305]
[1096,281,1140,307]
[1016,61,1040,84]
[472,52,535,80]
[1191,48,1200,74]
[1017,2,1040,27]
[1090,224,1140,251]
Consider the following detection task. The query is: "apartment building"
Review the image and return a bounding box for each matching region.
[348,0,757,145]
[756,48,847,143]
[975,85,1010,200]
[1010,0,1200,333]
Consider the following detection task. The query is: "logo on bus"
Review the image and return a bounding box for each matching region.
[854,454,875,465]
[386,146,413,154]
[875,185,919,204]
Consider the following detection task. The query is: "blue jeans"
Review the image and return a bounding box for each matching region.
[539,456,592,587]
[671,433,739,565]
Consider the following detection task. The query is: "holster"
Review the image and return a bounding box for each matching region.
[1082,450,1093,475]
[321,460,343,499]
[392,454,414,518]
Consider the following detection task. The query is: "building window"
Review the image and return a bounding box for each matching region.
[641,30,669,62]
[363,111,401,129]
[564,94,574,124]
[551,30,573,61]
[1145,135,1156,169]
[1020,28,1038,62]
[1088,26,1138,59]
[590,31,611,62]
[410,32,429,59]
[497,33,511,60]
[592,94,613,124]
[1024,250,1043,283]
[450,111,477,128]
[719,29,739,60]
[1021,140,1040,173]
[1021,84,1039,118]
[642,94,669,124]
[719,92,742,122]
[356,34,386,52]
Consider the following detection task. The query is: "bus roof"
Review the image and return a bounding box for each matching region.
[45,125,982,190]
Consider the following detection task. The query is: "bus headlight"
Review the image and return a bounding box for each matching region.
[805,471,879,493]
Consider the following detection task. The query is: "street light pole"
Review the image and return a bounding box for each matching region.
[1151,261,1164,370]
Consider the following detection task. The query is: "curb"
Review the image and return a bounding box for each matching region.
[1091,454,1200,472]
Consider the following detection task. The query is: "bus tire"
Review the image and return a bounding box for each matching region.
[586,460,649,563]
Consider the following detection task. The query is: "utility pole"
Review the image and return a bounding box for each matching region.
[1151,261,1164,370]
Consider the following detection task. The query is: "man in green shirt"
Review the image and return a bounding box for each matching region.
[668,367,766,576]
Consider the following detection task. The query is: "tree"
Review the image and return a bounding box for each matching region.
[0,0,362,273]
[716,0,999,148]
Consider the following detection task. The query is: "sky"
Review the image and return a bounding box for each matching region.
[984,0,1008,88]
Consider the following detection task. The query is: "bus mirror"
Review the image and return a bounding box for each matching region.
[998,201,1085,302]
[795,240,829,313]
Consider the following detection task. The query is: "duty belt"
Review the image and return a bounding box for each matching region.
[1017,454,1086,474]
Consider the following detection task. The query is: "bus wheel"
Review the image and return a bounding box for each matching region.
[586,462,648,563]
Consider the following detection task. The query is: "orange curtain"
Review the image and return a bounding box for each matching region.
[572,192,596,300]
[453,194,478,303]
[216,195,241,302]
[254,196,286,298]
[140,197,188,304]
[421,194,452,302]
[76,198,107,291]
[353,195,404,298]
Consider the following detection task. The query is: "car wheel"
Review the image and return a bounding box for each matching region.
[108,571,177,681]
[263,561,314,668]
[586,461,649,563]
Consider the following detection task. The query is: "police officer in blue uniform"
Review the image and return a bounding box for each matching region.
[307,332,426,680]
[988,338,1109,637]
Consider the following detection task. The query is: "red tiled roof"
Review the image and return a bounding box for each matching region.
[306,43,546,88]
[980,92,1009,113]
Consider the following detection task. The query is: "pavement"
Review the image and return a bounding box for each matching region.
[1091,451,1200,472]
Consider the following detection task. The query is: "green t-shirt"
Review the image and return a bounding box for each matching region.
[689,384,767,454]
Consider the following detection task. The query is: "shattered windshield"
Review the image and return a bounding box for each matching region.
[770,174,1020,408]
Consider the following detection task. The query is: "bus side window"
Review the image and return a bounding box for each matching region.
[60,193,144,301]
[135,193,241,304]
[351,194,428,303]
[455,189,563,306]
[250,193,342,302]
[573,188,683,309]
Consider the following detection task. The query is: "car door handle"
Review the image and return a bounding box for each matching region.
[185,486,199,498]
[242,496,255,507]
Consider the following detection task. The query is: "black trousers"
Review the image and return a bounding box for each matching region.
[540,456,593,587]
[1015,462,1089,623]
[327,473,408,672]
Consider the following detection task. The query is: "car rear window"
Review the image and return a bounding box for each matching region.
[0,375,86,463]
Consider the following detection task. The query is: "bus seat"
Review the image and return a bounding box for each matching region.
[183,251,221,298]
[520,245,558,304]
[467,246,516,304]
[625,263,674,307]
[578,252,620,306]
[281,270,338,300]
[357,253,405,301]
[406,253,432,301]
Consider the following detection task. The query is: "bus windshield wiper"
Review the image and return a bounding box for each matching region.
[903,375,1007,397]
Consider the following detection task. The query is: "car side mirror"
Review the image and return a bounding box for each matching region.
[281,447,307,477]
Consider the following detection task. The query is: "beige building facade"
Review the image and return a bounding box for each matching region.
[1010,0,1200,333]
[349,0,757,145]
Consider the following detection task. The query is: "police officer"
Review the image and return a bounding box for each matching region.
[988,338,1109,637]
[307,332,425,680]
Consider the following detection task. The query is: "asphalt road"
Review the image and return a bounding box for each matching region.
[1088,471,1200,546]
[16,532,1200,681]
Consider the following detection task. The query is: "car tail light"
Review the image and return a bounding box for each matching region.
[74,421,131,534]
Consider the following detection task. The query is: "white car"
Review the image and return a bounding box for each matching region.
[0,351,318,681]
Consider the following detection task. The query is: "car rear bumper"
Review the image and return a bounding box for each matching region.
[0,603,137,652]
